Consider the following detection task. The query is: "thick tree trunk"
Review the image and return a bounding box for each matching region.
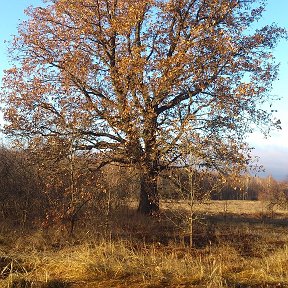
[138,114,159,215]
[138,168,159,215]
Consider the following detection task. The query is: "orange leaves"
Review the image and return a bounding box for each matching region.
[60,50,92,85]
[0,0,286,188]
[109,0,150,34]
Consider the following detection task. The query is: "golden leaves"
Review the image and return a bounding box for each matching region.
[1,0,285,182]
[109,0,150,33]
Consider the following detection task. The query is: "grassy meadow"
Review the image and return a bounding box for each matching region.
[1,200,288,288]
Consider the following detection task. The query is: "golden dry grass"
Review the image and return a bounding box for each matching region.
[1,200,288,287]
[162,199,288,217]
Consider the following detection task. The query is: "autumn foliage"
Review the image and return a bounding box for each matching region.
[1,0,286,215]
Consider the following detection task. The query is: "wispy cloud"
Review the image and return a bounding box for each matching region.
[251,143,288,180]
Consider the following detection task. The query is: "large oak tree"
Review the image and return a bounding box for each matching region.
[1,0,285,214]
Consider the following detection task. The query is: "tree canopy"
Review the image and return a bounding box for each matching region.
[1,0,286,214]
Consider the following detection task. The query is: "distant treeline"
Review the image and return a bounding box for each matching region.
[0,147,287,230]
[158,168,288,202]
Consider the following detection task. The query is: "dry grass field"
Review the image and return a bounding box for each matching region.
[1,200,288,288]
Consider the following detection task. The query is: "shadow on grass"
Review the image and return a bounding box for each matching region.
[12,279,71,288]
[102,206,288,257]
[225,280,288,288]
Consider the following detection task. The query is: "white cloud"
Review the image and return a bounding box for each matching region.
[251,142,288,180]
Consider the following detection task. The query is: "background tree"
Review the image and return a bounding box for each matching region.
[0,147,45,228]
[1,0,285,215]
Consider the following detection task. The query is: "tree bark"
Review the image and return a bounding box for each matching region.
[138,113,160,215]
[138,166,159,215]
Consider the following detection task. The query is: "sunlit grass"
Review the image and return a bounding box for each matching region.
[1,200,288,287]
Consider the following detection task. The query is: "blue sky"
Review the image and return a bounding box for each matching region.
[0,0,287,180]
[249,0,288,180]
